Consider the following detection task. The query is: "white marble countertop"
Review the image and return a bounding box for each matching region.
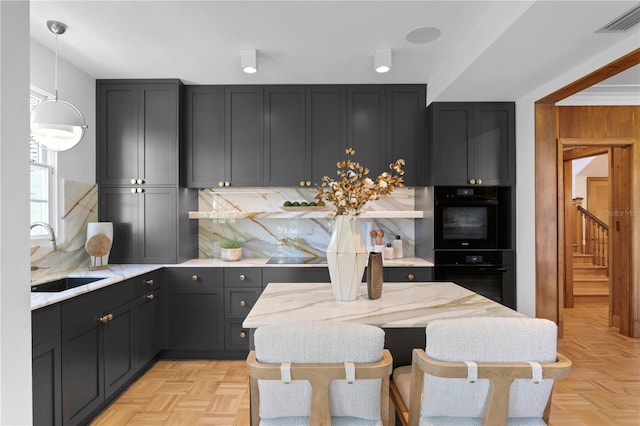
[243,282,523,329]
[31,264,163,310]
[180,257,433,268]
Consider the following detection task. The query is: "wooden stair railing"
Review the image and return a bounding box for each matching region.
[576,205,609,269]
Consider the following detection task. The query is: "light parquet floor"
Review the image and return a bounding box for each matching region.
[92,300,639,426]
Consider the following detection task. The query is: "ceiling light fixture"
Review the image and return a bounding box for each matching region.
[241,49,257,74]
[30,20,88,152]
[374,48,392,73]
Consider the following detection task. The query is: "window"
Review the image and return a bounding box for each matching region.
[30,90,57,238]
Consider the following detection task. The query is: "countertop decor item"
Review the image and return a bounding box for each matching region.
[316,148,405,301]
[220,236,243,262]
[367,251,383,299]
[85,222,113,270]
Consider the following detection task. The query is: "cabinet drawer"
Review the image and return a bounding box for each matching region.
[386,267,433,282]
[263,267,330,288]
[134,270,161,297]
[225,287,261,318]
[166,267,223,287]
[225,319,250,350]
[224,268,261,287]
[61,281,133,332]
[32,304,61,346]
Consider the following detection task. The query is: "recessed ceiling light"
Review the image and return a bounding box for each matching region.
[406,26,441,44]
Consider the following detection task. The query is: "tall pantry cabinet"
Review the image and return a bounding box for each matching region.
[97,79,197,264]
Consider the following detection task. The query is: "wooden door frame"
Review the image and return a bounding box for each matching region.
[534,48,640,337]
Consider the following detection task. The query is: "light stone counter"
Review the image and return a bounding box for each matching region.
[31,264,163,310]
[243,282,522,329]
[180,257,433,268]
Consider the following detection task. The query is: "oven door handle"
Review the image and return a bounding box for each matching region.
[472,267,508,273]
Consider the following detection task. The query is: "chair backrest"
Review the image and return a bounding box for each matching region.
[421,317,560,421]
[249,321,390,424]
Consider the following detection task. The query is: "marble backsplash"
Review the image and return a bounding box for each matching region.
[196,187,417,259]
[30,180,97,282]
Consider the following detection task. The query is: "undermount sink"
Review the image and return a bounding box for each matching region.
[31,277,107,292]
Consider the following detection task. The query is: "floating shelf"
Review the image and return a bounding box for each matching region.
[188,210,424,220]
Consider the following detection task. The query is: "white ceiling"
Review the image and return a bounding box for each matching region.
[30,1,640,102]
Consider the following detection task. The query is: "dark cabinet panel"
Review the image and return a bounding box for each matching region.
[386,267,433,282]
[427,102,515,186]
[100,187,138,264]
[347,86,386,177]
[226,86,264,187]
[263,267,330,288]
[263,86,307,186]
[103,302,135,396]
[134,289,161,368]
[225,287,261,319]
[167,286,225,350]
[33,337,62,426]
[224,267,262,287]
[185,86,225,187]
[386,86,426,186]
[225,319,251,350]
[306,86,348,182]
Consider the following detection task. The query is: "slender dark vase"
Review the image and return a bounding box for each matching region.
[367,251,383,299]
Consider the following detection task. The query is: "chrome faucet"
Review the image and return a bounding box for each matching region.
[30,222,57,250]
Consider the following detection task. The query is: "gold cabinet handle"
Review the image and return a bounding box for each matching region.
[145,279,154,285]
[130,188,137,194]
[130,178,136,184]
[218,181,224,187]
[476,178,482,185]
[299,181,305,187]
[136,187,144,193]
[224,181,231,187]
[239,300,246,307]
[99,313,113,324]
[469,178,476,185]
[239,274,246,281]
[146,294,155,301]
[407,274,415,281]
[239,331,247,339]
[192,274,199,281]
[136,178,144,184]
[306,181,312,187]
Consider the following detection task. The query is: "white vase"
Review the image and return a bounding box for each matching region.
[85,222,113,270]
[326,214,367,301]
[221,247,242,262]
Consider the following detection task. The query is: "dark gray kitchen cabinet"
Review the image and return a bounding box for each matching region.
[32,304,62,426]
[225,86,264,187]
[347,86,386,177]
[223,268,262,351]
[427,102,515,186]
[262,267,330,288]
[99,186,177,264]
[306,86,348,182]
[263,86,308,187]
[165,268,225,352]
[185,86,225,187]
[386,85,426,186]
[133,271,162,369]
[386,267,433,282]
[97,80,181,187]
[60,282,135,426]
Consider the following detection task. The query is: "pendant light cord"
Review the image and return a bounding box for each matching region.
[54,33,59,101]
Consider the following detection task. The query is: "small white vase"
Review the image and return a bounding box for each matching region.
[221,247,242,262]
[85,222,113,270]
[326,214,367,301]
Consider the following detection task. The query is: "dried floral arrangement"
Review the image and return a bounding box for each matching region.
[314,148,405,215]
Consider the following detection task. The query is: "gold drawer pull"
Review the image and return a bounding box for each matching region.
[239,300,246,307]
[306,181,312,187]
[99,313,113,324]
[192,274,198,281]
[407,274,415,281]
[239,331,247,339]
[145,279,154,285]
[476,178,482,185]
[469,178,476,185]
[146,294,155,301]
[299,181,305,187]
[239,274,246,281]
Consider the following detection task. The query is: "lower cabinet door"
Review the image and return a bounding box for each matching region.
[167,286,224,350]
[61,320,103,426]
[134,290,161,368]
[32,337,62,426]
[103,302,135,396]
[225,319,251,350]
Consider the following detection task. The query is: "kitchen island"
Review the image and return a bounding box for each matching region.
[244,281,523,366]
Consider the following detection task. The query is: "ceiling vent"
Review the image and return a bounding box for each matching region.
[596,3,640,32]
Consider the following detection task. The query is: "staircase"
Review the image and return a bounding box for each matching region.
[573,252,609,299]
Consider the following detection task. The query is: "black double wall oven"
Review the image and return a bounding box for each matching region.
[433,186,515,309]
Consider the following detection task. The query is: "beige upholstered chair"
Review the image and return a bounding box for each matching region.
[246,321,393,425]
[390,317,572,426]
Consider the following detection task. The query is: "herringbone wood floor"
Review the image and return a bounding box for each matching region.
[91,300,639,425]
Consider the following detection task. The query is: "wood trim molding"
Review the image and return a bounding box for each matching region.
[559,138,637,147]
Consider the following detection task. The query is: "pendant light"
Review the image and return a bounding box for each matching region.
[30,20,88,152]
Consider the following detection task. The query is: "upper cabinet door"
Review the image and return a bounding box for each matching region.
[97,81,180,187]
[225,86,264,187]
[471,103,515,186]
[138,84,179,186]
[386,85,426,187]
[347,86,386,178]
[263,86,307,187]
[306,86,347,183]
[98,83,139,186]
[185,86,226,187]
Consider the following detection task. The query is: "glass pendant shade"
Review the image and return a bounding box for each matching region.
[31,98,87,151]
